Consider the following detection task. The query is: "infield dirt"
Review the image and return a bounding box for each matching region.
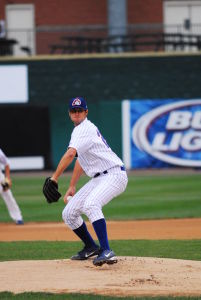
[0,218,201,297]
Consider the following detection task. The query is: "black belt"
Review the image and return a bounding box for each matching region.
[94,170,108,178]
[94,166,125,178]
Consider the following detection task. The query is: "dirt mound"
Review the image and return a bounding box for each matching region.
[1,257,201,297]
[1,219,201,297]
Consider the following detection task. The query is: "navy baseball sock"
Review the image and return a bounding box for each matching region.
[73,221,97,248]
[92,218,110,251]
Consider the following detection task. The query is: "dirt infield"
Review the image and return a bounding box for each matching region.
[1,218,201,297]
[0,218,201,241]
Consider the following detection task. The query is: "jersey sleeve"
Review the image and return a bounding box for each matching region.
[68,126,92,154]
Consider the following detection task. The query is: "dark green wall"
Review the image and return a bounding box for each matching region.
[1,54,201,104]
[1,53,201,169]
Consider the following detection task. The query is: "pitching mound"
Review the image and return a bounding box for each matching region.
[1,256,201,297]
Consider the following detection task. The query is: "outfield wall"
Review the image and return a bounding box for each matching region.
[0,52,201,169]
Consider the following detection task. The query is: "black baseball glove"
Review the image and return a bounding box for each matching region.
[1,178,11,192]
[43,177,61,204]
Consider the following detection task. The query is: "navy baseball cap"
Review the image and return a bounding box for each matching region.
[69,97,88,110]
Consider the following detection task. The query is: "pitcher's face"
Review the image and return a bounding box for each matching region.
[69,108,88,126]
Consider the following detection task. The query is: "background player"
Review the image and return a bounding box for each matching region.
[0,148,24,225]
[50,97,128,266]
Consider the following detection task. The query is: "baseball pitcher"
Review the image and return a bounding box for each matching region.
[43,97,128,266]
[0,148,24,225]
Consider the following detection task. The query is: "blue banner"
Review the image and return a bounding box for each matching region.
[126,99,201,168]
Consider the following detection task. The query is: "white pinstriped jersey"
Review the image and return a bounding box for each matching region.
[68,118,124,177]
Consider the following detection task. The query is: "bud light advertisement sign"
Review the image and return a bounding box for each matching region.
[122,99,201,168]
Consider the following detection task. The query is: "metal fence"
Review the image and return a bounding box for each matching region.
[1,23,201,56]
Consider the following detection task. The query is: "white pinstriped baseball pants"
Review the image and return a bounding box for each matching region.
[62,167,128,230]
[0,173,23,222]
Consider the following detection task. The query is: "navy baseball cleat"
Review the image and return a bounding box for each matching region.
[93,249,118,266]
[16,220,24,225]
[71,244,100,260]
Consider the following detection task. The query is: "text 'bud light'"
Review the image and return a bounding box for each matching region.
[132,100,201,167]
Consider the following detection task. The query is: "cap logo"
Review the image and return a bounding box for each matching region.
[72,98,81,106]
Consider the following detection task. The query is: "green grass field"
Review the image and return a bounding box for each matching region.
[0,172,201,222]
[0,172,201,299]
[1,240,201,262]
[1,293,201,300]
